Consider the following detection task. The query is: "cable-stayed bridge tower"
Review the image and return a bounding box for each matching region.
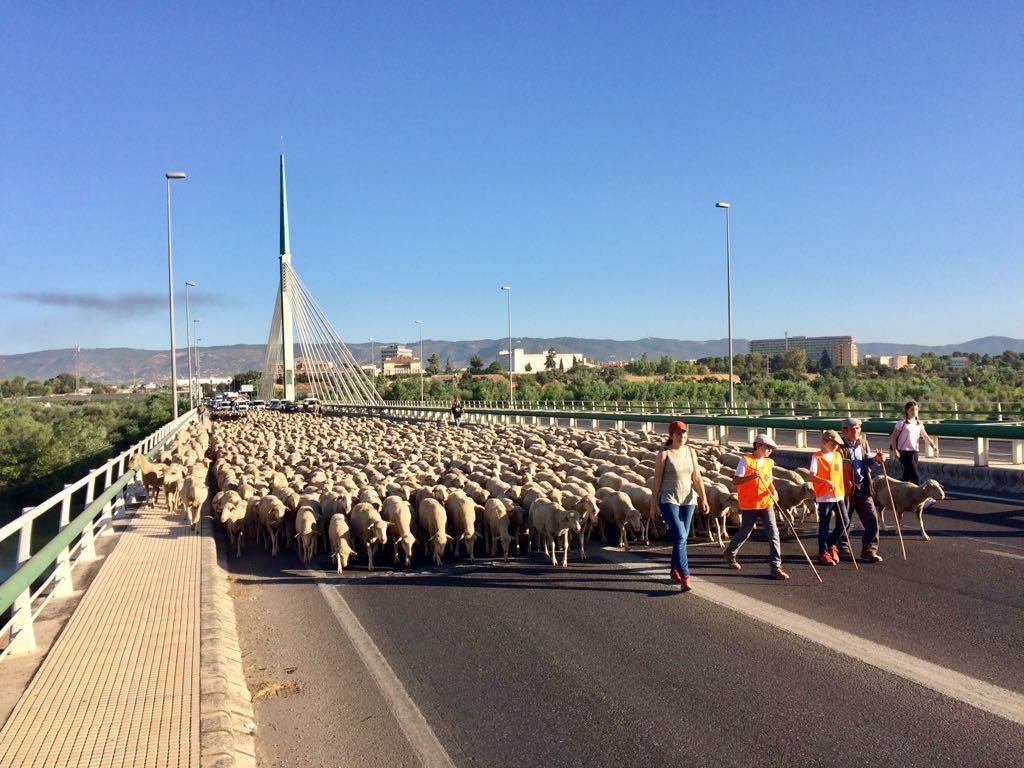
[258,156,383,406]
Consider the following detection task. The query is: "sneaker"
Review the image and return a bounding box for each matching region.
[861,551,884,564]
[770,566,790,580]
[837,549,856,562]
[670,568,683,585]
[680,576,692,593]
[818,551,836,566]
[829,545,840,562]
[724,552,741,570]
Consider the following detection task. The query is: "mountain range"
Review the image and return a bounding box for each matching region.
[1,336,1022,384]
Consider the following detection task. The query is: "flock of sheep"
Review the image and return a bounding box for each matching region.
[129,411,946,573]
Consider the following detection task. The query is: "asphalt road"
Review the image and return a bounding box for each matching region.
[229,494,1024,768]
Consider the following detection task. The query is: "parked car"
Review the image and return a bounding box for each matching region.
[250,400,267,410]
[282,401,300,413]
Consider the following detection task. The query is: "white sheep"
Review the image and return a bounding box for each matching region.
[417,497,452,566]
[870,477,945,540]
[349,501,389,571]
[326,513,356,573]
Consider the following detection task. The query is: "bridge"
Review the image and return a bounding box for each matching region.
[0,401,1022,767]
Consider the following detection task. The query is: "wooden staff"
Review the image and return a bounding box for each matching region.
[834,499,859,571]
[756,473,823,584]
[880,459,908,561]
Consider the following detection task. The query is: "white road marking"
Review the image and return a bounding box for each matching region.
[946,491,1024,505]
[980,549,1024,561]
[956,537,1024,552]
[313,573,456,768]
[599,548,1024,727]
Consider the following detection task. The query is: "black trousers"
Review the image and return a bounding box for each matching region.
[841,485,880,555]
[898,450,921,485]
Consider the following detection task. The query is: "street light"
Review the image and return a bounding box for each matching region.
[369,336,375,375]
[184,280,196,409]
[165,171,186,419]
[500,285,513,406]
[414,320,424,404]
[715,201,735,412]
[195,338,202,399]
[193,319,201,402]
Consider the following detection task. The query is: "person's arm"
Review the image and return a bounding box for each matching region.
[650,451,666,516]
[889,422,902,456]
[733,458,756,485]
[690,448,709,514]
[921,423,938,451]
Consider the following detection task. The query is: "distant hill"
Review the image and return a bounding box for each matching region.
[2,336,1022,383]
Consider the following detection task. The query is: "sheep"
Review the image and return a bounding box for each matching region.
[181,475,209,532]
[162,465,186,516]
[294,506,318,564]
[598,490,643,550]
[702,482,738,547]
[445,492,480,560]
[129,453,166,503]
[773,478,816,526]
[349,502,389,571]
[620,483,656,545]
[257,495,288,556]
[529,499,581,568]
[381,496,416,567]
[219,499,248,558]
[326,513,356,573]
[870,477,945,540]
[417,498,453,566]
[482,497,513,561]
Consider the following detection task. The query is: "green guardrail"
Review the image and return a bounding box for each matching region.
[0,414,194,624]
[327,403,1024,441]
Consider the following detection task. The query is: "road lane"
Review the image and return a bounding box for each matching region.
[229,496,1024,767]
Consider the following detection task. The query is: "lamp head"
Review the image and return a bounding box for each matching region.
[166,172,187,180]
[185,280,197,287]
[715,201,731,209]
[500,285,511,291]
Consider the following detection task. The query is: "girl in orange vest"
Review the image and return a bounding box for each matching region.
[724,433,789,580]
[811,430,849,566]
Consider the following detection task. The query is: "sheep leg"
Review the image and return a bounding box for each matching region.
[560,530,570,568]
[367,543,374,572]
[916,506,930,540]
[618,522,629,551]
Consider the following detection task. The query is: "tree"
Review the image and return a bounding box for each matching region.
[426,353,441,375]
[444,356,453,374]
[545,348,557,370]
[525,362,532,372]
[819,350,833,371]
[469,355,485,374]
[485,360,504,374]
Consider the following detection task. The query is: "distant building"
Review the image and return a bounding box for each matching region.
[749,335,858,366]
[379,344,414,366]
[382,355,422,376]
[498,348,592,374]
[864,354,909,369]
[274,358,335,374]
[949,356,970,369]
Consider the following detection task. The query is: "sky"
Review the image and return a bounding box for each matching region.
[1,2,1021,356]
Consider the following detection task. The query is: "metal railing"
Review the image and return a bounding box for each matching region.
[0,409,197,660]
[327,403,1024,468]
[385,399,1024,421]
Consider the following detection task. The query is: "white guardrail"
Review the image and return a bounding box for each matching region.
[0,409,197,659]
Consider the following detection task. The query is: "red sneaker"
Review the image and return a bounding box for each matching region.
[681,576,692,593]
[829,545,841,562]
[670,568,683,585]
[818,551,836,566]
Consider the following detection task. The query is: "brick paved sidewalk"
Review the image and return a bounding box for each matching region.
[0,503,200,768]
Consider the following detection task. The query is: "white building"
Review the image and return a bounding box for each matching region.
[498,348,591,374]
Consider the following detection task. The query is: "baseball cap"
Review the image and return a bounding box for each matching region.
[669,421,688,435]
[753,433,778,449]
[822,429,842,444]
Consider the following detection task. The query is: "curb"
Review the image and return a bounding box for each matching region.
[200,515,257,768]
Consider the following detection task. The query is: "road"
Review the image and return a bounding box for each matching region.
[229,493,1024,768]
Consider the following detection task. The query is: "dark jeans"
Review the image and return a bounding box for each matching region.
[817,501,849,554]
[898,451,920,485]
[660,502,696,576]
[843,486,879,555]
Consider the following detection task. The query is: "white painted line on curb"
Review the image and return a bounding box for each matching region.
[945,491,1024,505]
[979,549,1024,561]
[599,548,1024,727]
[313,573,456,768]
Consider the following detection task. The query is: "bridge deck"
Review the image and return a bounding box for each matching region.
[0,503,199,768]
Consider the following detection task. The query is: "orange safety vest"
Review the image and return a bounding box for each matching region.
[811,451,844,500]
[736,457,774,510]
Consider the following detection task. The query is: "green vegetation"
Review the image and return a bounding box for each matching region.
[0,392,176,517]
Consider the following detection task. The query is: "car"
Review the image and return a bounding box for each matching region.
[267,399,281,410]
[250,400,267,410]
[283,401,300,413]
[302,398,321,412]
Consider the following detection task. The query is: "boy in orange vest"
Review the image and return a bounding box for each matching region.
[724,433,789,580]
[811,430,848,566]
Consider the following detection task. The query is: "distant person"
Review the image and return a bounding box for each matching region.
[650,421,709,592]
[451,397,464,427]
[724,433,789,580]
[889,401,938,485]
[810,430,848,566]
[197,402,207,423]
[837,417,885,563]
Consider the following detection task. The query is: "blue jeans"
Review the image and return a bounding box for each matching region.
[726,509,782,568]
[659,501,695,576]
[817,501,849,554]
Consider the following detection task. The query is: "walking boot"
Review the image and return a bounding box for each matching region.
[770,566,790,580]
[861,551,884,563]
[724,551,741,570]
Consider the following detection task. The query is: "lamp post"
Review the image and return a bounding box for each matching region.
[414,320,424,403]
[165,171,186,419]
[193,319,201,402]
[715,201,734,412]
[500,285,513,405]
[369,336,375,375]
[184,280,196,409]
[195,338,202,400]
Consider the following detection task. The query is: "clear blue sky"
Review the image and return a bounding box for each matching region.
[2,2,1021,356]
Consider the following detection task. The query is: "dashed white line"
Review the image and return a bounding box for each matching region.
[313,572,456,768]
[979,549,1024,561]
[599,548,1024,727]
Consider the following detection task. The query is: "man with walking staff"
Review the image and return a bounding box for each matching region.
[837,417,886,563]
